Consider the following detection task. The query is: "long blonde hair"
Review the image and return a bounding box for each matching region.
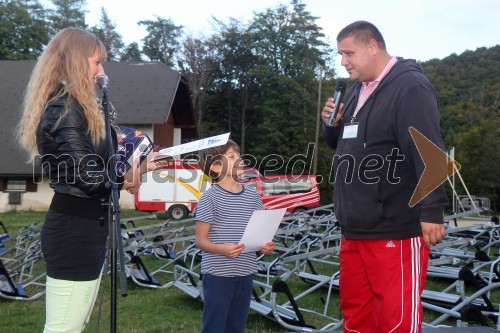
[18,27,107,156]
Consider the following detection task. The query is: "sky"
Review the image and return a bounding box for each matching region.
[80,0,499,77]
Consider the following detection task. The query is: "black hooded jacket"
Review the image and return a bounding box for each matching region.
[323,58,448,240]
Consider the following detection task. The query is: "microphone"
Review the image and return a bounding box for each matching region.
[95,73,109,91]
[326,80,347,127]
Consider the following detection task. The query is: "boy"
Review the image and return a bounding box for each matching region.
[195,139,275,333]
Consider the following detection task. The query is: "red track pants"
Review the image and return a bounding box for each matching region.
[339,237,429,333]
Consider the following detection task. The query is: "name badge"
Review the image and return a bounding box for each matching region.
[342,123,359,139]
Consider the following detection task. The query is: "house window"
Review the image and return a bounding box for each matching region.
[6,179,27,192]
[8,192,21,205]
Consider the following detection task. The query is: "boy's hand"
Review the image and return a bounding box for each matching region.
[221,243,245,258]
[259,241,275,255]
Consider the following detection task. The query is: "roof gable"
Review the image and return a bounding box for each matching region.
[0,61,192,175]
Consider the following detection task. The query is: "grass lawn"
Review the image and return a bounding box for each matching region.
[0,209,498,332]
[0,210,285,333]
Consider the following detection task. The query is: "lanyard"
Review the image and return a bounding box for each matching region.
[350,85,375,123]
[350,96,370,123]
[350,104,363,123]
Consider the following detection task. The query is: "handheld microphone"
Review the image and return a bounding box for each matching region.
[326,80,347,127]
[95,73,109,91]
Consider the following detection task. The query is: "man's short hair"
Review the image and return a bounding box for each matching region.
[198,139,240,182]
[337,20,386,50]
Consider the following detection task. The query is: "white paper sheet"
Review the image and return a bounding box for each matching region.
[239,208,287,253]
[151,132,230,161]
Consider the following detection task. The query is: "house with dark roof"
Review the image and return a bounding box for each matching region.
[0,61,197,211]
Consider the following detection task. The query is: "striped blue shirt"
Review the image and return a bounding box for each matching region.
[195,184,264,277]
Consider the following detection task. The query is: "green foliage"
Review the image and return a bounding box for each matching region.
[177,36,219,132]
[423,45,500,211]
[48,0,87,35]
[453,121,500,211]
[249,75,310,159]
[138,16,183,66]
[120,42,143,61]
[189,1,334,191]
[0,211,297,332]
[207,18,262,153]
[248,1,333,78]
[0,0,49,60]
[89,7,124,61]
[1,211,497,331]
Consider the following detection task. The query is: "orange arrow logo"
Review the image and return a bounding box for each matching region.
[408,127,460,207]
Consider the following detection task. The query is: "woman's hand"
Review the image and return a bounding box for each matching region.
[139,152,170,175]
[123,157,141,194]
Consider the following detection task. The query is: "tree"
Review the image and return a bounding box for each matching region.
[120,42,142,61]
[244,2,332,158]
[138,16,183,66]
[208,18,261,153]
[197,1,334,183]
[0,0,49,60]
[249,74,310,160]
[247,1,333,79]
[423,45,500,211]
[90,7,124,61]
[48,0,87,35]
[454,120,500,212]
[178,35,218,135]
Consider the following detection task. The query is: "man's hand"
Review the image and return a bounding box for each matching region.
[421,222,446,249]
[322,97,344,126]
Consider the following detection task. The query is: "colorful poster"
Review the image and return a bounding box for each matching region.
[116,126,154,175]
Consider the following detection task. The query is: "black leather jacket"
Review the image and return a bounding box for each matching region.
[37,93,120,199]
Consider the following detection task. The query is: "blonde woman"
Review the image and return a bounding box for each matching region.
[18,28,162,333]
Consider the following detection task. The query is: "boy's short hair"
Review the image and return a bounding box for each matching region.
[198,139,240,182]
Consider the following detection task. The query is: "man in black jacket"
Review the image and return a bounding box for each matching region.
[322,21,448,332]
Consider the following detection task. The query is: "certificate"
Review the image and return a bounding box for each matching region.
[239,208,287,253]
[151,132,230,161]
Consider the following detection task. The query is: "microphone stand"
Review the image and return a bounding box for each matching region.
[100,84,128,333]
